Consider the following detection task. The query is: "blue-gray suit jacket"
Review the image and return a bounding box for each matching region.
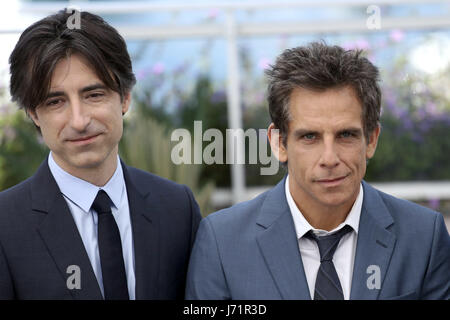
[186,179,450,300]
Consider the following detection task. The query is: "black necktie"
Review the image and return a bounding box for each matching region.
[305,225,352,300]
[91,190,129,300]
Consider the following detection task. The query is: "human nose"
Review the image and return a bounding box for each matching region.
[319,137,340,169]
[68,99,91,132]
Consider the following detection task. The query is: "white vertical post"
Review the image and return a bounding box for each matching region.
[225,10,246,204]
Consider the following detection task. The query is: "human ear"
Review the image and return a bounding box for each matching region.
[366,125,381,159]
[268,123,288,163]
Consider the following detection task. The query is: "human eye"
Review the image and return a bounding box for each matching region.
[340,131,353,138]
[86,91,106,102]
[338,130,360,140]
[302,133,316,140]
[294,130,319,143]
[45,98,64,108]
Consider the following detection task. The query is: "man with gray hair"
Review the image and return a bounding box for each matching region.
[186,42,450,300]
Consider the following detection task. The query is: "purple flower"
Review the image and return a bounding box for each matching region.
[342,39,370,51]
[427,198,440,210]
[383,87,397,106]
[207,8,220,19]
[258,58,271,70]
[152,62,165,75]
[355,39,370,50]
[415,108,427,121]
[136,66,153,80]
[424,102,438,116]
[136,69,148,81]
[417,119,432,133]
[385,101,408,120]
[436,113,450,123]
[390,29,405,42]
[342,41,356,51]
[401,117,414,130]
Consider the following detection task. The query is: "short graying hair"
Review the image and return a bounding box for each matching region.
[265,41,381,146]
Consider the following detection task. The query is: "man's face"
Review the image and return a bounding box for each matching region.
[270,86,380,213]
[29,54,130,176]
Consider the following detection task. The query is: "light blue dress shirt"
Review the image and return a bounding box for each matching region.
[48,152,136,299]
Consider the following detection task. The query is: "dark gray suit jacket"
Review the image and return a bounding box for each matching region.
[186,178,450,300]
[0,158,201,299]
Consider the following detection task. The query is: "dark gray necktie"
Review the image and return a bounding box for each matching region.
[91,190,129,300]
[305,225,352,300]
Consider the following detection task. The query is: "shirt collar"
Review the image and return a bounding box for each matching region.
[48,152,125,213]
[285,175,363,239]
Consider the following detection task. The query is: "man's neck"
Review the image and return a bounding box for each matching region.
[289,183,359,232]
[51,151,118,187]
[297,203,352,231]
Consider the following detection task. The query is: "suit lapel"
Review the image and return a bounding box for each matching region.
[350,181,396,300]
[122,163,160,299]
[32,160,103,300]
[256,178,311,300]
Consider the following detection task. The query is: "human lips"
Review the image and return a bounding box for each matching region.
[315,174,349,187]
[67,133,101,145]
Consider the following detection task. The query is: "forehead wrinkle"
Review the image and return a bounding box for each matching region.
[287,86,365,138]
[290,112,363,135]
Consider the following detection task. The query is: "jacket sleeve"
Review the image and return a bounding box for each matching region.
[0,240,15,299]
[420,213,450,299]
[183,185,202,250]
[185,217,231,300]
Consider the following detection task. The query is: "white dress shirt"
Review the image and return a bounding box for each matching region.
[285,175,363,300]
[48,152,136,299]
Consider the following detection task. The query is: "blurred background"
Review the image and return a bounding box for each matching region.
[0,0,449,231]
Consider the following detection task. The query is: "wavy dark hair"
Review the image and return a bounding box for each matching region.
[266,41,381,146]
[9,9,136,113]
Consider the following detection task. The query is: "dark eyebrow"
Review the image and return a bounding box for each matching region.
[293,129,319,138]
[80,83,107,94]
[45,91,65,99]
[337,128,363,136]
[292,127,363,139]
[45,84,107,100]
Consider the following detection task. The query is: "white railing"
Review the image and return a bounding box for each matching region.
[211,181,450,232]
[212,181,450,208]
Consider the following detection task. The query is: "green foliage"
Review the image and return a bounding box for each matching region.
[119,108,215,216]
[2,38,450,199]
[366,115,450,181]
[176,76,230,187]
[365,59,450,181]
[0,108,48,191]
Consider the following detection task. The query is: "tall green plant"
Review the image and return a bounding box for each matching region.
[120,112,215,216]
